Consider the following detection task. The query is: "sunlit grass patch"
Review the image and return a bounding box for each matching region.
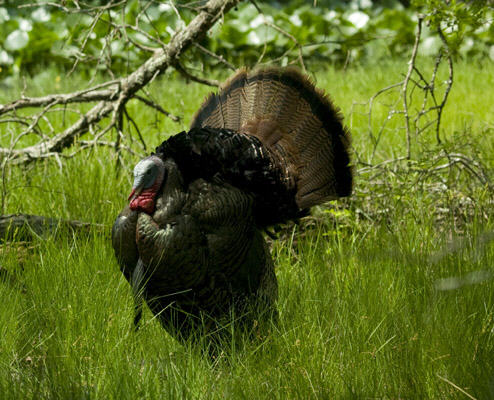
[0,59,493,398]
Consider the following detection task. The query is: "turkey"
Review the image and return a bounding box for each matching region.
[112,67,353,341]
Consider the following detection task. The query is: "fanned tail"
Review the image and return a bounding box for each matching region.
[190,67,353,209]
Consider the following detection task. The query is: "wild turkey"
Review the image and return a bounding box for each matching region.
[112,67,353,341]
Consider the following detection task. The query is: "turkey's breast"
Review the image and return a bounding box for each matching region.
[133,177,269,316]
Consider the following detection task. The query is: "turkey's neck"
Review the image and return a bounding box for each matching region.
[161,163,183,196]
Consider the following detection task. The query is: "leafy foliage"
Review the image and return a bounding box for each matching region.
[413,0,494,57]
[0,0,493,80]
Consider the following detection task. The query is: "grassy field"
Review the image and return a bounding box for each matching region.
[0,59,493,399]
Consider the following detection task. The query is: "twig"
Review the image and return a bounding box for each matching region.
[0,0,242,165]
[123,106,147,151]
[68,5,106,76]
[174,62,220,87]
[249,0,262,13]
[0,80,120,115]
[19,1,126,13]
[264,20,307,73]
[78,140,137,156]
[402,15,423,159]
[114,99,125,173]
[367,82,403,161]
[435,27,454,145]
[193,43,236,70]
[0,214,106,241]
[436,374,477,400]
[134,95,181,122]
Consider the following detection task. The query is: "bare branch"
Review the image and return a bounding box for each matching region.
[402,15,423,160]
[133,95,181,122]
[174,63,220,87]
[193,43,236,70]
[123,106,147,151]
[0,214,106,241]
[264,20,307,73]
[0,80,120,115]
[0,0,242,165]
[435,27,454,145]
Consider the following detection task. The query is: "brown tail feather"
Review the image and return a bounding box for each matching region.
[190,67,353,210]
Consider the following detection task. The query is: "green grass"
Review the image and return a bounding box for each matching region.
[0,59,493,399]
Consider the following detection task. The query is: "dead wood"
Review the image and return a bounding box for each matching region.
[0,0,242,165]
[0,214,105,241]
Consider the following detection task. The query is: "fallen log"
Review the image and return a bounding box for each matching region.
[0,214,105,241]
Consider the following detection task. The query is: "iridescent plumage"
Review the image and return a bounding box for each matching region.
[112,67,353,341]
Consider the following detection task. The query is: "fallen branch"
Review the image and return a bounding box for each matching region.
[0,214,105,241]
[0,0,242,165]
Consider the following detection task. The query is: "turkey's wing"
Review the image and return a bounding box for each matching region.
[111,206,139,281]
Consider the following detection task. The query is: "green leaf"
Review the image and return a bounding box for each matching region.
[419,36,442,56]
[0,49,13,65]
[144,5,162,22]
[347,11,370,30]
[0,7,9,23]
[18,18,33,32]
[31,7,51,23]
[5,30,29,51]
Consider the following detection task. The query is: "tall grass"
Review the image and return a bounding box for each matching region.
[0,59,492,399]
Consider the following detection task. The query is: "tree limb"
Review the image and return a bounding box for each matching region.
[174,62,221,87]
[0,0,242,165]
[0,214,105,241]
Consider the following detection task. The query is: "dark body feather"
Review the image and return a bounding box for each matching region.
[112,67,352,341]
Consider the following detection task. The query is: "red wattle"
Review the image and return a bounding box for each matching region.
[139,198,155,214]
[128,188,157,214]
[128,169,163,214]
[129,197,140,211]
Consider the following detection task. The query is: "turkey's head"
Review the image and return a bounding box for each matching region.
[128,156,165,214]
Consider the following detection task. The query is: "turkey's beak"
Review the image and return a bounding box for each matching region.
[128,186,143,202]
